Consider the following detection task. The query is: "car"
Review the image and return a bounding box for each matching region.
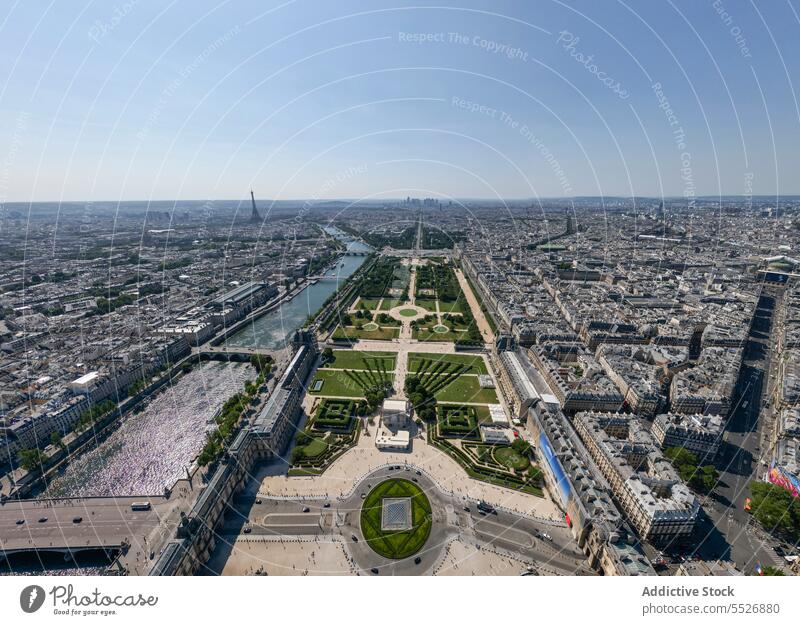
[361,493,367,499]
[405,467,410,471]
[15,519,24,525]
[414,557,422,565]
[463,506,470,512]
[393,466,400,470]
[542,533,552,541]
[323,502,331,508]
[149,551,155,560]
[388,466,394,471]
[243,527,252,534]
[38,517,47,523]
[72,517,82,524]
[370,568,379,575]
[415,470,421,476]
[351,534,358,542]
[302,507,310,513]
[255,498,262,504]
[412,478,418,483]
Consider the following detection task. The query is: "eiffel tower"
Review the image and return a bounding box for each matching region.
[250,189,260,222]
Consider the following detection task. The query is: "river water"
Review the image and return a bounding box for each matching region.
[224,226,371,349]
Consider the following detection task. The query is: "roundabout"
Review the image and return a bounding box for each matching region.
[360,478,432,559]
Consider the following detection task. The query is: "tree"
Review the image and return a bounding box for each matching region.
[749,482,800,539]
[511,438,531,456]
[695,465,719,493]
[18,448,46,473]
[295,432,313,446]
[250,353,273,373]
[49,431,65,450]
[758,566,786,576]
[322,347,334,363]
[664,447,718,493]
[664,447,697,467]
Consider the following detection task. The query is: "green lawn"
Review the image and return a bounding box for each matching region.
[493,446,530,471]
[321,350,397,371]
[355,298,381,311]
[332,325,401,341]
[399,308,419,317]
[431,375,498,404]
[300,437,329,458]
[412,327,466,342]
[414,299,439,312]
[438,300,463,313]
[360,478,432,560]
[408,353,488,375]
[308,369,393,398]
[379,298,404,310]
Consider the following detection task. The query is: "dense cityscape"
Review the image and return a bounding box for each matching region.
[0,197,799,579]
[2,3,800,621]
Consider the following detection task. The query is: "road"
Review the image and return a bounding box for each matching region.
[454,267,495,343]
[0,497,162,558]
[696,286,790,572]
[217,465,591,576]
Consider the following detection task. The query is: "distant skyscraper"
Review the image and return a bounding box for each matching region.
[250,189,260,222]
[565,210,576,235]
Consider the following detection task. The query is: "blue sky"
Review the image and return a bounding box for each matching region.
[0,0,799,202]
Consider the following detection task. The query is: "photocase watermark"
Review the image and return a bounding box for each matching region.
[88,1,139,44]
[20,585,45,613]
[711,0,752,59]
[555,31,629,100]
[136,25,241,144]
[397,31,529,61]
[450,96,572,195]
[652,82,695,209]
[19,583,158,616]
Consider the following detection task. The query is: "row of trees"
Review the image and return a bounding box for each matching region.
[358,258,403,298]
[198,365,270,466]
[404,376,437,421]
[415,263,460,301]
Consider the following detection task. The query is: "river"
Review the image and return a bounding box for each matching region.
[224,226,371,349]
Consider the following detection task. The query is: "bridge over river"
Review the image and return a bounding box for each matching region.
[0,496,165,562]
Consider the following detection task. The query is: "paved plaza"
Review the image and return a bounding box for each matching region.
[257,417,562,521]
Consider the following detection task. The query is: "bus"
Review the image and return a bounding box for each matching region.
[130,501,151,511]
[477,501,496,514]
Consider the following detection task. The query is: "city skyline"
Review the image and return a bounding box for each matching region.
[3,1,800,608]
